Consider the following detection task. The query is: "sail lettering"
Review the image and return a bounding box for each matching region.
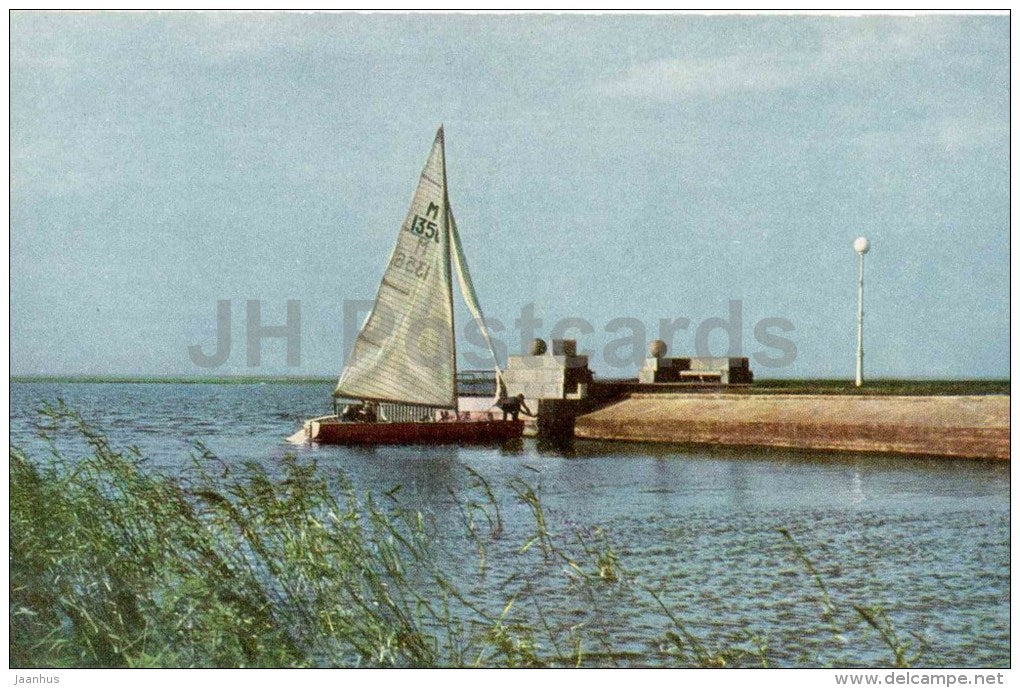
[426,201,440,220]
[389,250,431,281]
[408,214,440,243]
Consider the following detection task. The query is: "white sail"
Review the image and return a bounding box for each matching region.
[335,128,457,408]
[448,207,506,396]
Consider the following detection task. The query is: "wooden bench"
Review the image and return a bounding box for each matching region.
[679,370,723,383]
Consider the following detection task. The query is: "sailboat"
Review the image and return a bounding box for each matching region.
[294,127,524,445]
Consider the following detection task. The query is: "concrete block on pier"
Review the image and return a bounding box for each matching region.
[639,356,753,385]
[503,339,595,439]
[504,339,593,401]
[504,354,593,399]
[638,356,687,383]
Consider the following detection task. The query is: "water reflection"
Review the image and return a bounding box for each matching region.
[851,467,867,505]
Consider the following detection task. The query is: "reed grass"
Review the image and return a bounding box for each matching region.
[11,402,925,668]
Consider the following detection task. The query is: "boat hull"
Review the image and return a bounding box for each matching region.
[301,417,524,445]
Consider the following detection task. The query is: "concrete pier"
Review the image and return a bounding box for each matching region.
[573,393,1009,460]
[495,339,1008,458]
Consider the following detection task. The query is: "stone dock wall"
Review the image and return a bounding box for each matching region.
[573,393,1010,460]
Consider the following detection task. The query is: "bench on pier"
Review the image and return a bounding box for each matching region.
[678,370,724,383]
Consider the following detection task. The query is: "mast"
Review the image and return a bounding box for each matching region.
[439,125,458,388]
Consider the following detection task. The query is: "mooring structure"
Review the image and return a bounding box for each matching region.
[501,338,753,439]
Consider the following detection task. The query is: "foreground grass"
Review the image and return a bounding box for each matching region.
[11,403,926,668]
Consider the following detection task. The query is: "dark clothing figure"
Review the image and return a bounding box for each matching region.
[497,394,533,422]
[341,402,378,422]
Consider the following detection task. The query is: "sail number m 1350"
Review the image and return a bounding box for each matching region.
[406,201,442,243]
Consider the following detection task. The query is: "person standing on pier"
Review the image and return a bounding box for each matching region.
[495,393,533,422]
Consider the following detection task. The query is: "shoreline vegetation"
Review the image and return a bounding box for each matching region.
[12,403,937,668]
[9,376,1011,396]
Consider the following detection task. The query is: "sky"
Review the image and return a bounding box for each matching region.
[10,12,1009,379]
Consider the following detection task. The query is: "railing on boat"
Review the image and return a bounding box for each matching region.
[335,371,498,423]
[380,373,497,422]
[378,403,442,423]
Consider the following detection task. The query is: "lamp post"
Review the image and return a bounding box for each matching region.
[853,236,870,387]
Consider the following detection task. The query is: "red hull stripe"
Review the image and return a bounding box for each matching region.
[310,420,524,445]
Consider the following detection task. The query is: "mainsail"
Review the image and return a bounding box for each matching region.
[335,128,457,408]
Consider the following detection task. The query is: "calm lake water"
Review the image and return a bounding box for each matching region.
[10,382,1010,667]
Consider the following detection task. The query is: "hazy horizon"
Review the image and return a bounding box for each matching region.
[11,12,1009,379]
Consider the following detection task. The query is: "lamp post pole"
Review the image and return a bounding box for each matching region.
[854,237,870,387]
